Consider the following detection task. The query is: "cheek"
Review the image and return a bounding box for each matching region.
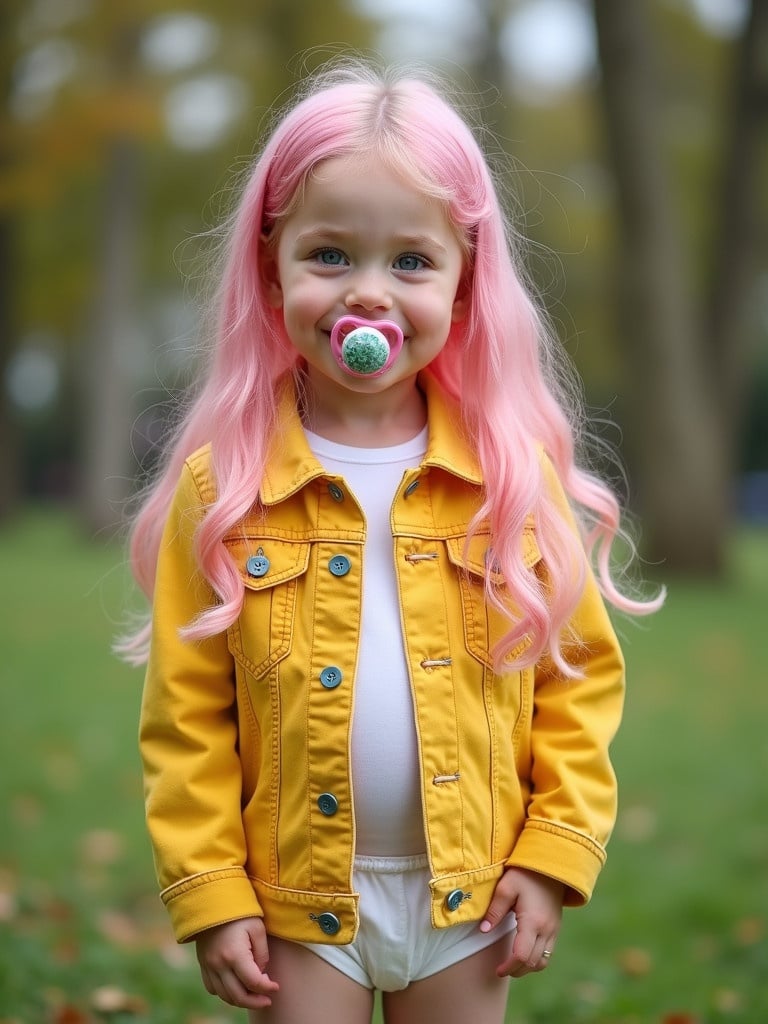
[411,286,462,332]
[281,278,329,326]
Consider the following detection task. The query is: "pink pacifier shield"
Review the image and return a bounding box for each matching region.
[330,316,404,377]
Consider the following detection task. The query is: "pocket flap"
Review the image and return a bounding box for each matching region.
[446,524,540,581]
[225,538,311,590]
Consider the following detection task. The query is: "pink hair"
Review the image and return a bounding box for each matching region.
[121,63,662,670]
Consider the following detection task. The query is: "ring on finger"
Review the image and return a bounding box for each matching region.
[541,949,552,959]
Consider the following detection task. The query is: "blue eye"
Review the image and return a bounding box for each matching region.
[314,248,347,267]
[394,253,426,272]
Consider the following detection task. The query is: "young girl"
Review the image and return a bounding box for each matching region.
[127,62,660,1023]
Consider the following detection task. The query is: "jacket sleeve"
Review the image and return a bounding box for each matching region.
[505,456,626,906]
[139,456,263,941]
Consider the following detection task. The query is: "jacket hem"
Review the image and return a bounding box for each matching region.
[161,868,263,943]
[505,819,607,907]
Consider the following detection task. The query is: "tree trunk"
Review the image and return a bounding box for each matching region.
[79,24,142,535]
[592,0,731,573]
[467,0,510,141]
[707,0,768,430]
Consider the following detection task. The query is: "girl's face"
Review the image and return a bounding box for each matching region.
[261,155,468,413]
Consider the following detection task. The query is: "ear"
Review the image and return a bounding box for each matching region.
[259,234,283,309]
[451,273,471,323]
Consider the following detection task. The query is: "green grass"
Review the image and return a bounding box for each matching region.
[0,510,766,1023]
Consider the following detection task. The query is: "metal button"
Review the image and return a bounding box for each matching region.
[328,483,345,502]
[317,793,339,816]
[445,888,467,912]
[320,666,343,689]
[246,551,270,578]
[328,554,351,577]
[404,479,420,497]
[311,912,341,936]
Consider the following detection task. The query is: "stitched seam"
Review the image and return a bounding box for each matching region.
[161,867,245,900]
[423,500,466,865]
[307,550,321,892]
[525,818,608,855]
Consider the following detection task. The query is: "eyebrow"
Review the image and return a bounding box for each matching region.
[295,226,449,254]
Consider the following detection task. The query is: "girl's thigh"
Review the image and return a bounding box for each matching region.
[382,932,513,1024]
[247,936,374,1024]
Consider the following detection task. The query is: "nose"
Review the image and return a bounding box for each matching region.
[344,268,393,314]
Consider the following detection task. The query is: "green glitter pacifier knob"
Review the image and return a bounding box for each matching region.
[330,316,404,377]
[342,328,389,374]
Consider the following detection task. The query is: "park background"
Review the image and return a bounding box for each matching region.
[1,1,766,1021]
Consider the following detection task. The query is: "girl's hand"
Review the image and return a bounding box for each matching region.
[480,867,564,978]
[195,916,280,1009]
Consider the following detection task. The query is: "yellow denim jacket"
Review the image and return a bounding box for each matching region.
[140,372,625,944]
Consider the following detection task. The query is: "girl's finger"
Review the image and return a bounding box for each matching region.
[216,968,263,1009]
[538,942,555,968]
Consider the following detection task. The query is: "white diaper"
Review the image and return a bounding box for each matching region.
[296,853,517,992]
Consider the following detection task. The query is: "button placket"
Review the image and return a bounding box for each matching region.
[307,542,359,890]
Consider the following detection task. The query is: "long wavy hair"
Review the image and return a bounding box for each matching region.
[122,62,661,671]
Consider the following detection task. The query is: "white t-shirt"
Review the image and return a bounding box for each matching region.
[304,426,429,856]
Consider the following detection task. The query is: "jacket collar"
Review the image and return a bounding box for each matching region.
[259,370,482,506]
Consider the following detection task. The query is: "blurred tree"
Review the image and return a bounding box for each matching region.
[0,0,22,517]
[2,0,373,530]
[80,13,145,533]
[591,0,767,573]
[464,0,508,138]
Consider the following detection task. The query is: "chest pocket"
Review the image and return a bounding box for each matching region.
[446,527,541,668]
[225,538,311,679]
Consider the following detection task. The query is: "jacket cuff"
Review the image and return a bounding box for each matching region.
[505,819,607,907]
[161,867,263,942]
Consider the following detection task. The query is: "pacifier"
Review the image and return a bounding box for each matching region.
[330,316,404,377]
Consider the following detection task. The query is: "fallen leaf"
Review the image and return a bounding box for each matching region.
[97,909,141,948]
[617,946,653,977]
[44,897,75,922]
[0,868,19,923]
[51,936,80,965]
[89,986,147,1014]
[80,830,124,867]
[733,916,764,946]
[0,890,17,923]
[0,867,19,891]
[661,1014,702,1024]
[50,1007,91,1024]
[713,989,744,1013]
